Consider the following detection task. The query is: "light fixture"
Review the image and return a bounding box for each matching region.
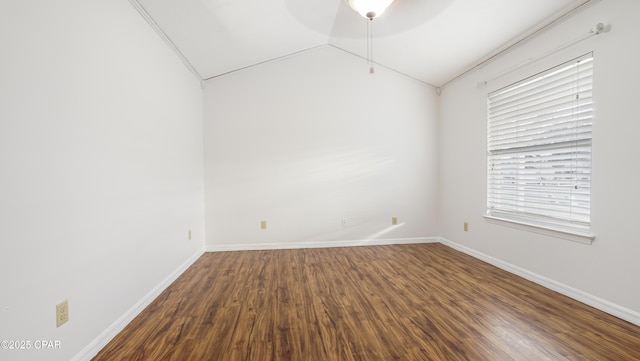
[347,0,395,20]
[346,0,395,74]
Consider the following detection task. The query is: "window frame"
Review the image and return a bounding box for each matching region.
[484,53,595,244]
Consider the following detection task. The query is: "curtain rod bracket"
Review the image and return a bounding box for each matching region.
[592,22,610,35]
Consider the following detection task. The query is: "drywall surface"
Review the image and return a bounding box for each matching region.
[439,0,640,319]
[203,46,439,248]
[0,1,205,360]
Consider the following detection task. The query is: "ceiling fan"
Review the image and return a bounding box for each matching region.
[345,0,395,20]
[344,0,444,73]
[337,0,454,37]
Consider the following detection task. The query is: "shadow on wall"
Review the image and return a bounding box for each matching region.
[207,143,416,244]
[299,222,407,244]
[211,145,396,211]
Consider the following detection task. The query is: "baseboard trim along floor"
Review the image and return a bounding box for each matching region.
[205,237,439,252]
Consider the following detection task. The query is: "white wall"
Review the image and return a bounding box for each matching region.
[440,0,640,321]
[0,1,205,360]
[203,46,439,249]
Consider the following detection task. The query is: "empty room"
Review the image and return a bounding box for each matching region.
[1,0,640,360]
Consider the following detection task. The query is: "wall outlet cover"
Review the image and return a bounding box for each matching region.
[56,300,69,328]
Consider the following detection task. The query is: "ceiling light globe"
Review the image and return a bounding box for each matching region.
[347,0,395,19]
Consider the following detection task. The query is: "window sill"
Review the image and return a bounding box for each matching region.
[483,215,595,245]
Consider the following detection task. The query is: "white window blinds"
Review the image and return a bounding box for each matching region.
[487,54,593,233]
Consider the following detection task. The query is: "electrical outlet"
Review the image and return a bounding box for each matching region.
[464,222,469,232]
[188,229,192,240]
[392,216,398,225]
[260,220,267,230]
[342,218,349,227]
[56,300,68,328]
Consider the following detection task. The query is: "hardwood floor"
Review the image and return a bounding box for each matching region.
[93,243,640,360]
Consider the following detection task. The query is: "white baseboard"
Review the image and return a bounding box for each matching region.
[72,248,205,361]
[206,237,439,252]
[438,237,640,327]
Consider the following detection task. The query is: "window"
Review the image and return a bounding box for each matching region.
[486,54,594,243]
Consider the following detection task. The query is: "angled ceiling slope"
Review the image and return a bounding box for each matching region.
[131,0,593,87]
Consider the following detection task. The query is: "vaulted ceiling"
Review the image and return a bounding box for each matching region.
[132,0,588,86]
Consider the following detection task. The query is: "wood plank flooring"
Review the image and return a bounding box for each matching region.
[93,243,640,360]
